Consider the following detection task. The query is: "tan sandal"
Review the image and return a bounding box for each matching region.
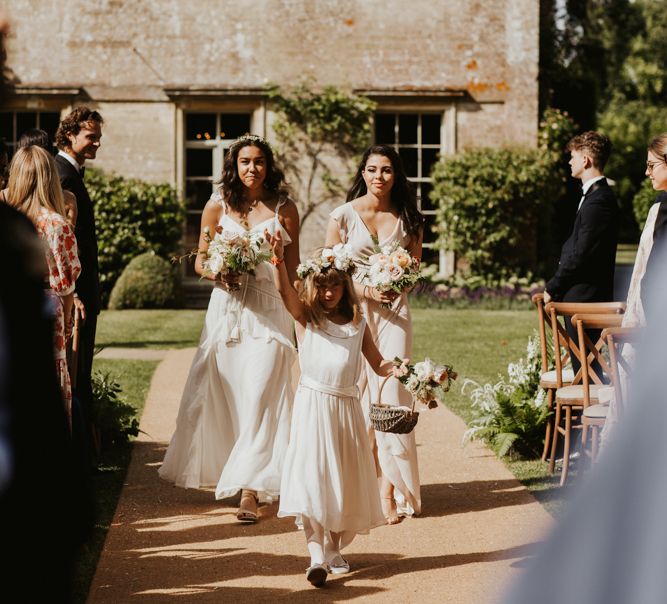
[381,496,402,525]
[236,489,258,523]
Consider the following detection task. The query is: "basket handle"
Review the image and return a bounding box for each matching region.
[377,375,416,413]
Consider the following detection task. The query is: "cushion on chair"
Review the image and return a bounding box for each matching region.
[596,386,614,405]
[555,384,607,404]
[583,404,609,419]
[540,368,575,388]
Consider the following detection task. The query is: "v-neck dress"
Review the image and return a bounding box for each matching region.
[159,191,297,503]
[329,202,421,516]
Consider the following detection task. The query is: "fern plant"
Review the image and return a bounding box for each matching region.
[91,371,140,448]
[463,333,550,459]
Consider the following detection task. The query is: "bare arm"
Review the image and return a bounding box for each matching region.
[63,190,78,226]
[278,199,301,286]
[62,292,74,338]
[266,229,307,327]
[361,324,408,377]
[194,200,223,280]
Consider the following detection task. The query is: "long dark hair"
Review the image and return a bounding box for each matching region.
[345,144,423,239]
[217,135,289,211]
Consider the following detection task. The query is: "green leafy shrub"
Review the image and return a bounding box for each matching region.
[430,108,573,280]
[86,168,184,306]
[633,177,662,230]
[108,252,177,310]
[462,333,550,458]
[91,371,140,448]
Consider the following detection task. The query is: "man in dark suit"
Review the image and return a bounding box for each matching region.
[54,106,104,465]
[544,131,619,371]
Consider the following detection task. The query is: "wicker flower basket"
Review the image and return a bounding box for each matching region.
[369,375,419,434]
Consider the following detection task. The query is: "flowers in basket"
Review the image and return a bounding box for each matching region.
[361,241,422,307]
[200,225,272,280]
[394,356,458,409]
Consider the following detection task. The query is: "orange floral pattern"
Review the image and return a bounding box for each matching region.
[35,208,81,422]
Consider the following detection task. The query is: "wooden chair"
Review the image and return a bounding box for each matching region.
[545,301,625,485]
[532,293,574,462]
[573,314,623,465]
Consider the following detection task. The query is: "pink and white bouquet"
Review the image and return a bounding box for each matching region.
[363,242,422,305]
[394,357,457,409]
[200,225,272,280]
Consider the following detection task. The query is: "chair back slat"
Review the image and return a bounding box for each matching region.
[602,326,643,419]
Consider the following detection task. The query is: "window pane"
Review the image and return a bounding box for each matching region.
[422,215,439,244]
[220,114,251,139]
[398,114,418,144]
[186,113,216,141]
[375,113,395,145]
[419,182,436,211]
[186,148,213,177]
[185,213,202,244]
[16,112,37,139]
[422,148,439,179]
[0,112,13,140]
[422,114,441,144]
[399,147,418,177]
[186,179,214,210]
[39,112,61,148]
[420,246,439,265]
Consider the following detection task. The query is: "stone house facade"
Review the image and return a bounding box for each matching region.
[3,0,538,298]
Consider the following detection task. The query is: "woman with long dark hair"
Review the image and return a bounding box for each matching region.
[325,144,424,524]
[160,134,300,523]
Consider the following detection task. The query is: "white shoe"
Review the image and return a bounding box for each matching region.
[328,555,350,575]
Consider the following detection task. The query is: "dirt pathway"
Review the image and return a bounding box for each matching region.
[87,348,552,603]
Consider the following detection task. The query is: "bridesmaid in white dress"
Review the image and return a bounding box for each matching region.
[266,231,402,587]
[325,145,424,524]
[159,135,300,523]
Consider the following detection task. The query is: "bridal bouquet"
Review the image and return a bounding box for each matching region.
[394,357,458,409]
[362,242,422,306]
[200,225,271,280]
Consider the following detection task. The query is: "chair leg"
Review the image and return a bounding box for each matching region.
[560,406,572,486]
[541,389,554,462]
[548,402,562,474]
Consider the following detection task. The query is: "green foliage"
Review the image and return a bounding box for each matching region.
[633,178,662,230]
[431,147,562,279]
[108,252,177,310]
[91,371,140,447]
[463,333,550,459]
[599,99,667,209]
[267,83,376,226]
[86,168,185,306]
[538,107,578,155]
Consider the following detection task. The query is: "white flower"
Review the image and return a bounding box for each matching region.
[406,374,420,392]
[386,263,404,280]
[320,248,334,267]
[414,358,436,381]
[206,254,224,276]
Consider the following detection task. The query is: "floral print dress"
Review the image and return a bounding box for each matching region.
[35,208,81,423]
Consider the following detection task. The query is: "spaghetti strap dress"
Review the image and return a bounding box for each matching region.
[159,192,297,502]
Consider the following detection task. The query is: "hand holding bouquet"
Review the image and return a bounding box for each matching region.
[393,357,458,409]
[200,225,271,288]
[363,242,422,307]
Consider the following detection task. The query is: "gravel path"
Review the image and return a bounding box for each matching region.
[87,348,552,603]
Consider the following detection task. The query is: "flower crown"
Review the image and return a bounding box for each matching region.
[234,133,271,150]
[297,244,356,279]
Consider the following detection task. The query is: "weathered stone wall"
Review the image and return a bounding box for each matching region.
[4,0,539,264]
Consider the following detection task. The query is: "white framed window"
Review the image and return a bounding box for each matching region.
[0,110,61,156]
[182,111,252,277]
[374,111,443,266]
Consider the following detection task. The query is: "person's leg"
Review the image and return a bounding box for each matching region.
[73,312,97,469]
[302,516,328,586]
[380,475,401,525]
[325,530,350,574]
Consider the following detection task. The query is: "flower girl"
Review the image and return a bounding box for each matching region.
[266,229,406,587]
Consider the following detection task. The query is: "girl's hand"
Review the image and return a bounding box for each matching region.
[392,358,410,378]
[264,228,284,261]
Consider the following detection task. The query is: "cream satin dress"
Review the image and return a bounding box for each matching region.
[159,192,297,502]
[329,203,421,516]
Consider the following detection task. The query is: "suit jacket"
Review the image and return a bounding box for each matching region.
[55,154,101,314]
[546,178,619,302]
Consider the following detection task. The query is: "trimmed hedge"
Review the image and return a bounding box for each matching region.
[86,168,184,306]
[108,252,177,310]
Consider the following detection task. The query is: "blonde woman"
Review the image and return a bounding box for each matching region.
[5,146,81,423]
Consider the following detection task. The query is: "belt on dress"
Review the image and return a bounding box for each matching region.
[298,375,359,399]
